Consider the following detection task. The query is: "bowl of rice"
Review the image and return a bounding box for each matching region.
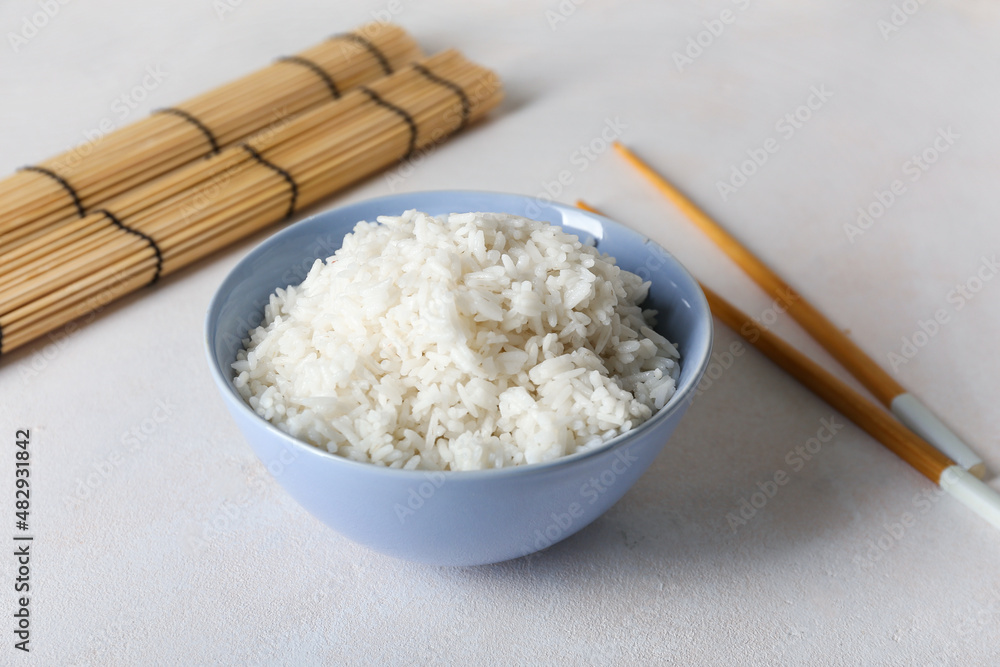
[205,190,713,566]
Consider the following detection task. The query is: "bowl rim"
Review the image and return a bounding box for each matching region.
[204,189,714,481]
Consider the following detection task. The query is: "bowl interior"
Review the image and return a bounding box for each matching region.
[206,190,713,464]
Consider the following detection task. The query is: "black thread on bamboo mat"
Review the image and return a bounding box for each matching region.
[359,87,417,160]
[96,209,163,284]
[410,63,470,131]
[239,143,298,219]
[338,32,393,75]
[19,166,86,217]
[154,107,220,155]
[277,55,341,99]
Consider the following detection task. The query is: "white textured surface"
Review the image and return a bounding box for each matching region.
[1,1,999,664]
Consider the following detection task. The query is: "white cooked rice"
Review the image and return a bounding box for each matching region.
[233,210,680,471]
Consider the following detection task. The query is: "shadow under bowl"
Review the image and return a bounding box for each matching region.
[205,190,713,566]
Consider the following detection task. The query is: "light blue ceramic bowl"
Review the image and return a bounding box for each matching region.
[205,191,713,566]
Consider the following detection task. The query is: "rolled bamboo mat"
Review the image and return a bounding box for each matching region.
[0,22,422,252]
[0,50,503,355]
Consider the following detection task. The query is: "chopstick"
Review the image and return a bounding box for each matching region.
[704,283,1000,528]
[575,200,1000,530]
[611,142,986,479]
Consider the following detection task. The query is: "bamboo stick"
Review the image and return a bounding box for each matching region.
[0,23,423,250]
[0,51,503,358]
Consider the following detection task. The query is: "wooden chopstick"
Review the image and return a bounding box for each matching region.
[703,282,1000,528]
[576,199,1000,530]
[611,142,985,479]
[701,283,951,482]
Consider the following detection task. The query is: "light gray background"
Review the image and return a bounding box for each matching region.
[1,1,999,664]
